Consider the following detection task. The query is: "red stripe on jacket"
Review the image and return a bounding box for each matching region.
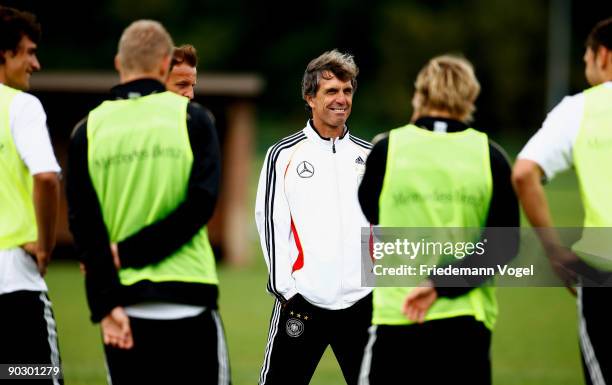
[291,217,304,272]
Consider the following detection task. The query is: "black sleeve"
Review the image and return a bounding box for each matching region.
[116,103,221,267]
[66,118,122,323]
[432,140,520,298]
[358,136,388,224]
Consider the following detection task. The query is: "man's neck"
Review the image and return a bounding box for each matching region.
[120,72,166,85]
[412,109,460,122]
[311,119,344,139]
[0,70,13,89]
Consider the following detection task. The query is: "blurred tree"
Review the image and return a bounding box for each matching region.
[365,0,548,137]
[2,0,611,139]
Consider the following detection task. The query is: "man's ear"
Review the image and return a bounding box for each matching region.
[305,95,315,109]
[601,46,612,70]
[160,54,171,80]
[0,49,11,64]
[114,54,121,73]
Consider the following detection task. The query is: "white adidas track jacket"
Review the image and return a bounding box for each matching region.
[255,121,373,310]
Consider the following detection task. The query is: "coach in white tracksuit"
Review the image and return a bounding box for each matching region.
[255,49,372,385]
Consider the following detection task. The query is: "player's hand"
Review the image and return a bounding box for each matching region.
[101,306,133,350]
[110,243,120,270]
[402,280,438,324]
[21,242,50,277]
[545,245,578,296]
[282,293,300,310]
[35,250,51,277]
[22,242,37,256]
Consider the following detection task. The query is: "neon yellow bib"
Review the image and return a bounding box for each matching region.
[572,84,612,270]
[375,125,496,330]
[87,91,217,286]
[0,85,36,249]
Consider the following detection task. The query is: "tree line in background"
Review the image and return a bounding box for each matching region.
[4,0,612,139]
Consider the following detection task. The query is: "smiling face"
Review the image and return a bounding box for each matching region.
[306,70,353,134]
[0,35,40,91]
[166,62,197,99]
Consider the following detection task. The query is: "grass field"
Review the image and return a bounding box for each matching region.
[47,264,583,385]
[45,148,588,385]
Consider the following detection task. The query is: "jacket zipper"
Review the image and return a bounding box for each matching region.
[331,138,344,305]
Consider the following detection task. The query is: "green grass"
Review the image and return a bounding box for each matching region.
[493,288,581,385]
[46,264,584,385]
[47,260,352,385]
[45,145,588,384]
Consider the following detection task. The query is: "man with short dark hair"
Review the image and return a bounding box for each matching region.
[513,17,612,385]
[0,6,62,383]
[166,44,198,100]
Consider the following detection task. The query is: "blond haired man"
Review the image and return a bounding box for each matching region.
[358,55,519,385]
[67,20,229,384]
[255,49,373,385]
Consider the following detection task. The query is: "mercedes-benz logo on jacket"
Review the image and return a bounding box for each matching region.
[297,161,314,178]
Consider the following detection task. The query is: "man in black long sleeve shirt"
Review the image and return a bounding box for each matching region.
[68,79,221,318]
[66,20,229,384]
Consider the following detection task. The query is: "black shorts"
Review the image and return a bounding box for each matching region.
[578,286,612,385]
[103,308,230,385]
[0,290,63,385]
[359,316,491,385]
